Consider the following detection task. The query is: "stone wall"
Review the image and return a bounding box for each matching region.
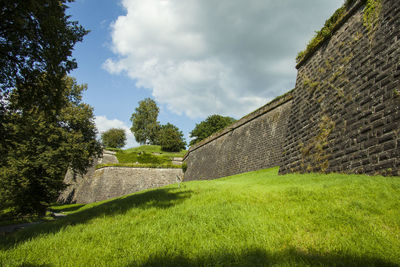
[58,150,183,204]
[69,167,182,203]
[280,0,400,176]
[184,0,399,180]
[184,93,293,180]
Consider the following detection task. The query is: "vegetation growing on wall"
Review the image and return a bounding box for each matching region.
[363,0,382,37]
[299,115,335,173]
[296,0,381,64]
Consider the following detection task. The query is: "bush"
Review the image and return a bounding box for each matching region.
[101,128,126,149]
[182,162,188,173]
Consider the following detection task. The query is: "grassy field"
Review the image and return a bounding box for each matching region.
[109,145,187,165]
[1,167,400,266]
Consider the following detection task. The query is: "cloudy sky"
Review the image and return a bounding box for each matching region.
[68,0,343,148]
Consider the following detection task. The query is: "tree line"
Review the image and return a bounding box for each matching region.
[101,97,236,152]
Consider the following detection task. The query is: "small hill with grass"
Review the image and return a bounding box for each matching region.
[99,145,187,169]
[1,168,400,266]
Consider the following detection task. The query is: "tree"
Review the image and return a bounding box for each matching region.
[158,123,186,152]
[0,0,88,166]
[0,77,102,216]
[189,115,236,146]
[0,0,87,107]
[0,1,96,216]
[101,128,126,149]
[130,98,160,145]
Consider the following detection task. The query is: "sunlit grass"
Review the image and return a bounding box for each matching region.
[123,145,187,158]
[1,167,399,266]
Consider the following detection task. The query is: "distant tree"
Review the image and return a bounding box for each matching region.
[130,98,160,145]
[189,115,236,146]
[101,128,126,149]
[158,123,186,152]
[0,77,102,216]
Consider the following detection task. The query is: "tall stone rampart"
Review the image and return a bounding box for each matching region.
[280,0,400,176]
[184,0,399,180]
[184,93,292,180]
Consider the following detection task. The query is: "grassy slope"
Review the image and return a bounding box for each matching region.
[115,145,186,164]
[1,168,400,266]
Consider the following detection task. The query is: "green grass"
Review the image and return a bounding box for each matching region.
[113,145,187,166]
[96,163,182,170]
[122,145,187,158]
[1,167,400,266]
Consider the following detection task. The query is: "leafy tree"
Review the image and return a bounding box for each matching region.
[130,98,160,145]
[101,128,126,149]
[158,123,186,152]
[189,115,236,146]
[0,0,88,110]
[0,1,92,216]
[0,0,88,166]
[0,77,102,216]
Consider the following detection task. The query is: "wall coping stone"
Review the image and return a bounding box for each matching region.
[183,89,294,161]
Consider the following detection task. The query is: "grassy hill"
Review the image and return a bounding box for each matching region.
[98,145,187,169]
[1,168,400,266]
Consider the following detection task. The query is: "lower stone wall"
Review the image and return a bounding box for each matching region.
[77,167,182,203]
[184,95,292,181]
[59,167,183,204]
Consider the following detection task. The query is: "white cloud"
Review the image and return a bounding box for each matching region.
[104,0,342,119]
[95,115,138,149]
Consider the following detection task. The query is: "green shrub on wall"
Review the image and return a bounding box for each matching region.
[296,0,382,64]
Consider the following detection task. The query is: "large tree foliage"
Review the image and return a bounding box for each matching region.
[0,0,87,109]
[189,115,236,146]
[130,98,160,145]
[101,128,126,149]
[0,77,102,216]
[158,123,186,152]
[0,1,95,216]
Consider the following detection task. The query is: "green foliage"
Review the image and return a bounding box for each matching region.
[296,0,381,64]
[101,128,126,149]
[0,77,102,216]
[296,5,348,63]
[182,162,188,173]
[0,0,92,217]
[117,151,170,165]
[0,0,88,110]
[363,0,382,34]
[1,168,400,265]
[189,115,236,146]
[158,123,186,152]
[130,98,160,145]
[123,145,186,158]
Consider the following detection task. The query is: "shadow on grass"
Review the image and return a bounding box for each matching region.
[134,247,398,267]
[0,188,192,250]
[48,204,86,213]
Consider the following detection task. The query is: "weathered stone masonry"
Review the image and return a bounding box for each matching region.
[185,0,399,180]
[59,151,183,203]
[280,0,400,176]
[184,93,293,181]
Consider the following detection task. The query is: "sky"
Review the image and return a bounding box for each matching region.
[67,0,343,149]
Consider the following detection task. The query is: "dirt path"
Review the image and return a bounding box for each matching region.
[0,213,67,235]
